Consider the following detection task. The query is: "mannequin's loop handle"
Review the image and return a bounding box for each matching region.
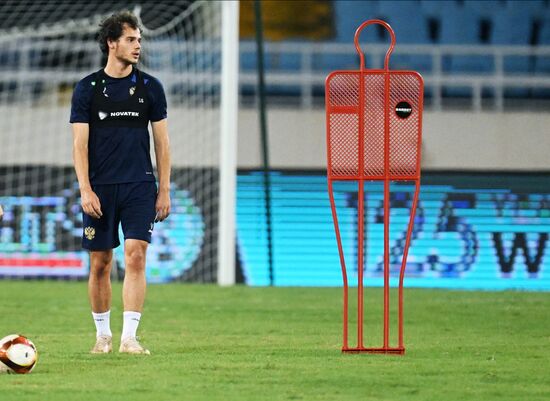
[354,19,396,71]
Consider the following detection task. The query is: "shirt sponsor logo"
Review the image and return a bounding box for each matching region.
[110,111,140,117]
[98,111,140,119]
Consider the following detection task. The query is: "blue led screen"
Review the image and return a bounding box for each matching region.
[1,169,549,290]
[0,167,211,282]
[237,172,550,290]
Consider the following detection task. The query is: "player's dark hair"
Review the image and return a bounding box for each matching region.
[97,11,141,55]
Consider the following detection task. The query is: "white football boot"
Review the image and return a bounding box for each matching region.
[119,337,150,355]
[90,335,112,354]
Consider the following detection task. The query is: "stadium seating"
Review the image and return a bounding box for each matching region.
[377,1,430,44]
[533,15,550,96]
[377,1,432,72]
[464,0,506,19]
[333,0,381,44]
[239,0,550,101]
[437,3,490,96]
[506,0,547,18]
[491,8,532,48]
[313,0,381,72]
[491,8,532,96]
[420,0,452,19]
[535,15,550,74]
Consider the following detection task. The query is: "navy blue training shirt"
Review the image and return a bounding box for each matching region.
[70,67,167,185]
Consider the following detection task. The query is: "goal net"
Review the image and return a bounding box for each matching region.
[0,1,229,283]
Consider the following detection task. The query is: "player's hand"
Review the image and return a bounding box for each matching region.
[155,189,171,222]
[0,205,3,220]
[80,188,103,219]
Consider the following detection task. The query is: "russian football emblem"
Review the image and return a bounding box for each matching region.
[129,86,136,96]
[84,226,96,240]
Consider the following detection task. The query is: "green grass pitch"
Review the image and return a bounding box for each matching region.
[0,281,549,401]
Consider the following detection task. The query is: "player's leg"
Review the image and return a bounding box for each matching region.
[118,182,156,355]
[89,250,114,353]
[119,239,150,354]
[122,239,148,314]
[82,184,120,354]
[89,250,113,313]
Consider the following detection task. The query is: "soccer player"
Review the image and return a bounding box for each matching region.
[70,11,171,355]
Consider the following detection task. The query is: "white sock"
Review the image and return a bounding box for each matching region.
[92,310,112,338]
[121,311,141,340]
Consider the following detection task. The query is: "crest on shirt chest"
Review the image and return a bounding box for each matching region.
[129,86,136,96]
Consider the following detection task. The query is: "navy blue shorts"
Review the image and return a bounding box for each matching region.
[82,181,157,250]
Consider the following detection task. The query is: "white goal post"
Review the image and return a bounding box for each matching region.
[218,1,239,286]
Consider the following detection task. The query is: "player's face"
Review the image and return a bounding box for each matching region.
[113,24,141,65]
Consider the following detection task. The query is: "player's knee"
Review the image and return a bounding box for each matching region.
[90,251,113,275]
[90,252,113,277]
[125,246,146,272]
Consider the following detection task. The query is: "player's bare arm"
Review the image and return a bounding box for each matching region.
[152,118,171,222]
[72,122,103,219]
